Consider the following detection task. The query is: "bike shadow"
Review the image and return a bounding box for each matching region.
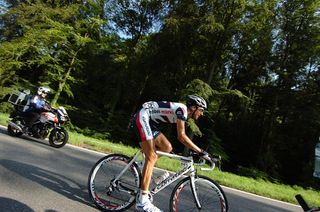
[0,125,53,147]
[0,125,8,134]
[0,159,96,209]
[0,197,34,212]
[21,135,52,147]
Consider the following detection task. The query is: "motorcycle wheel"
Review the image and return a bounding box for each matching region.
[49,128,68,148]
[7,124,23,137]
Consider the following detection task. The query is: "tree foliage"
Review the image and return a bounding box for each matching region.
[0,0,319,187]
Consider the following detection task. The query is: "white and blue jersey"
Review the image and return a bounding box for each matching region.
[132,101,188,141]
[25,95,46,112]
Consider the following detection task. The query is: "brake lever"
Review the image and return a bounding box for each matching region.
[200,155,222,171]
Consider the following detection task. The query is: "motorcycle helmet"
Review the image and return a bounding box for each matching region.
[186,95,207,109]
[37,86,51,95]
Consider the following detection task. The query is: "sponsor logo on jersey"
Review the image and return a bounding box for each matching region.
[150,109,173,115]
[142,116,152,136]
[176,108,183,116]
[150,109,161,114]
[161,110,173,115]
[175,107,187,120]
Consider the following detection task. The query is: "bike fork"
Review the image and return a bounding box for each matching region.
[190,172,202,209]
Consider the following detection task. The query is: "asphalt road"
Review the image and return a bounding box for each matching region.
[0,126,302,212]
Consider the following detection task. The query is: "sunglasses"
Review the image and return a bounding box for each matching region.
[197,108,204,113]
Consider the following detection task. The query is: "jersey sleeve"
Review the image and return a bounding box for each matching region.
[175,104,188,121]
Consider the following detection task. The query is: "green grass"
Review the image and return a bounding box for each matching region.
[1,112,319,207]
[0,113,9,126]
[67,129,320,207]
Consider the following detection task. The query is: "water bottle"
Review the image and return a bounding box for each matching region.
[313,143,320,178]
[154,171,169,184]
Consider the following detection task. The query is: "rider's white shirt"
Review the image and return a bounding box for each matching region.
[142,101,188,124]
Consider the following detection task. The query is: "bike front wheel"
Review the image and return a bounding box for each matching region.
[49,128,68,148]
[170,175,228,212]
[88,154,141,211]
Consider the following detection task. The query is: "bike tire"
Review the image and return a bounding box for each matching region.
[169,175,228,212]
[88,154,141,211]
[49,128,68,148]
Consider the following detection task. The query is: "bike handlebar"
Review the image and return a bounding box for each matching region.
[200,155,221,171]
[155,150,221,171]
[189,152,221,171]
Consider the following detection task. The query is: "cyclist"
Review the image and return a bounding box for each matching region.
[131,95,210,212]
[23,86,51,130]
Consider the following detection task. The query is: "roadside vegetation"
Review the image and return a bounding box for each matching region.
[1,112,319,207]
[1,0,320,198]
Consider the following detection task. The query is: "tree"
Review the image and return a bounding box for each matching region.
[1,0,319,186]
[105,0,168,43]
[0,0,104,105]
[258,0,320,181]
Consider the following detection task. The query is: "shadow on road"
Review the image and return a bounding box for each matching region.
[0,125,54,148]
[0,197,34,212]
[0,159,96,209]
[0,126,8,134]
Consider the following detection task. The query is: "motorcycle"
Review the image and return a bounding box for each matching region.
[7,90,70,148]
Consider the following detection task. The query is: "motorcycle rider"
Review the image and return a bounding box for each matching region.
[23,86,51,132]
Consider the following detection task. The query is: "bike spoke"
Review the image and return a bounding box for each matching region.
[88,154,140,211]
[170,176,228,212]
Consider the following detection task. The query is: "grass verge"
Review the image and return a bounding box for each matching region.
[1,112,319,207]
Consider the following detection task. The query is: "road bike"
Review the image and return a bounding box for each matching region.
[88,150,228,211]
[295,194,320,212]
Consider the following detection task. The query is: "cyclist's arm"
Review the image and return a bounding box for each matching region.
[176,119,202,153]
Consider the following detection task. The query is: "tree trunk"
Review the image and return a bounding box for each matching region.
[207,60,217,85]
[51,50,78,106]
[257,93,278,170]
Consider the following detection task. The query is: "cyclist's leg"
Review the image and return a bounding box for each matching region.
[140,139,158,193]
[154,133,172,153]
[133,109,163,211]
[132,108,157,193]
[137,140,164,212]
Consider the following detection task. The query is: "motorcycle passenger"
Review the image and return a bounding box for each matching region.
[131,95,210,212]
[23,86,51,131]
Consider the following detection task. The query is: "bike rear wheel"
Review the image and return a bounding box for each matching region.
[170,175,228,212]
[88,154,141,211]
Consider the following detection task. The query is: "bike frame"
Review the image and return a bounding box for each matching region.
[110,150,210,209]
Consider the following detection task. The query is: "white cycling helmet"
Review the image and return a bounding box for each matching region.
[37,86,50,95]
[186,95,207,109]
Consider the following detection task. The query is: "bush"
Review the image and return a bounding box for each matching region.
[237,166,273,181]
[0,102,12,113]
